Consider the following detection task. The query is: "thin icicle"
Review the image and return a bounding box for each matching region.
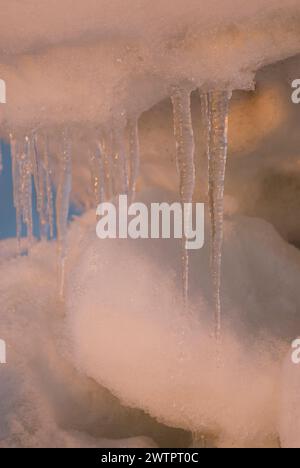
[43,135,54,238]
[128,117,140,203]
[191,433,206,448]
[30,134,40,210]
[99,133,113,200]
[20,136,33,249]
[31,133,48,239]
[56,131,72,298]
[89,143,105,206]
[171,87,195,307]
[112,125,128,196]
[10,134,22,248]
[205,90,231,340]
[199,93,211,168]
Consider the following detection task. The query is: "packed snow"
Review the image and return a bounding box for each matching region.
[0,194,300,446]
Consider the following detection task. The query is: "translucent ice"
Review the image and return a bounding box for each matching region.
[171,88,195,305]
[206,90,231,338]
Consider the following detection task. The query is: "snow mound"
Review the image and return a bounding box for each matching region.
[66,190,300,447]
[1,195,300,446]
[0,238,160,447]
[280,345,300,448]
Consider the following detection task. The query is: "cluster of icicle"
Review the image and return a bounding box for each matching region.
[6,89,230,336]
[9,132,54,246]
[171,88,231,339]
[7,118,140,296]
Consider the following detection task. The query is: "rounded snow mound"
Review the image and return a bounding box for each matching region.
[66,190,300,447]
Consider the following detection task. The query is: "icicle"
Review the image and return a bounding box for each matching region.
[89,143,105,206]
[171,87,195,307]
[20,136,33,249]
[204,90,231,340]
[10,134,22,248]
[98,133,113,200]
[199,93,211,166]
[56,130,72,298]
[112,125,128,196]
[128,117,140,203]
[30,134,40,210]
[43,135,54,238]
[31,133,48,239]
[191,433,206,448]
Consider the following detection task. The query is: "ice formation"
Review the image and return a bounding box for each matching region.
[0,0,299,314]
[0,0,300,448]
[56,131,72,296]
[205,91,231,338]
[128,118,140,203]
[171,87,195,306]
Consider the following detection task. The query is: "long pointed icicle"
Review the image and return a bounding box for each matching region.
[112,125,128,196]
[43,136,54,238]
[206,90,231,340]
[128,117,140,203]
[90,142,105,206]
[56,131,72,298]
[21,136,33,249]
[171,88,195,307]
[31,133,48,239]
[10,134,22,248]
[99,134,113,200]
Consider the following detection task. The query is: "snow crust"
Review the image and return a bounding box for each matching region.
[0,1,300,131]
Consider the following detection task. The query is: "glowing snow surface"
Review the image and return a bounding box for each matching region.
[1,190,300,447]
[64,193,300,447]
[0,1,300,131]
